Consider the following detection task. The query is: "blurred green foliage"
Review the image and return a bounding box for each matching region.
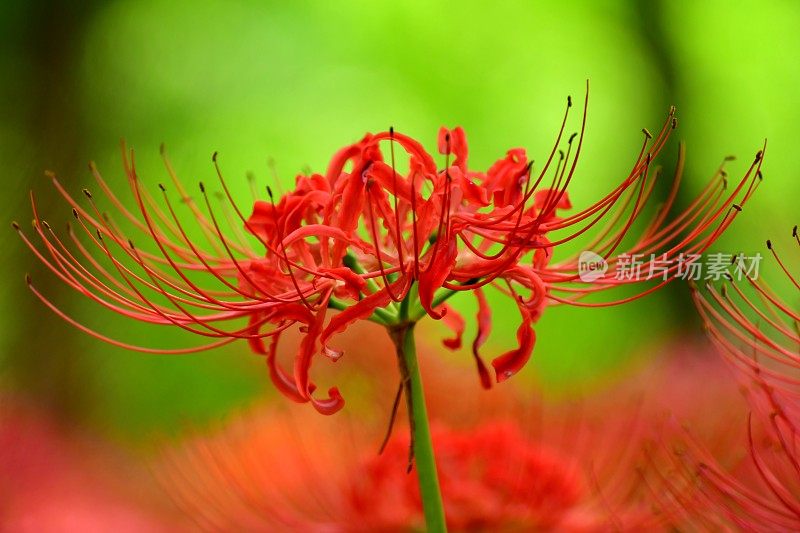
[1,0,797,443]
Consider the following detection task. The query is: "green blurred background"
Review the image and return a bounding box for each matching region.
[1,0,797,444]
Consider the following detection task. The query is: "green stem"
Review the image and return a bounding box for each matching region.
[392,323,447,532]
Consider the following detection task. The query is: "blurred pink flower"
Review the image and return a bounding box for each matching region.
[0,397,186,532]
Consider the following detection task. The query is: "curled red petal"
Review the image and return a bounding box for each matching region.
[293,298,329,402]
[324,138,364,187]
[250,307,311,404]
[439,304,464,350]
[533,189,572,211]
[281,224,366,250]
[246,200,275,225]
[247,313,268,355]
[363,162,414,202]
[373,130,437,175]
[295,172,330,194]
[506,266,549,322]
[485,148,528,206]
[330,160,370,264]
[451,126,468,170]
[437,126,468,169]
[292,293,344,415]
[472,288,493,389]
[492,309,536,383]
[319,266,367,299]
[320,277,410,356]
[251,301,344,414]
[309,387,344,415]
[268,303,314,325]
[449,167,489,207]
[265,330,306,404]
[245,200,278,241]
[418,239,458,320]
[532,236,553,270]
[437,126,451,155]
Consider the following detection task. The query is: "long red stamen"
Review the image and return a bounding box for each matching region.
[767,240,800,291]
[264,184,315,311]
[388,127,406,272]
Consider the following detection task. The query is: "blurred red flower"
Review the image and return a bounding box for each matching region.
[157,337,747,531]
[655,232,800,530]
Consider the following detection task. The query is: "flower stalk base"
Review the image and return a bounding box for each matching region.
[390,322,447,532]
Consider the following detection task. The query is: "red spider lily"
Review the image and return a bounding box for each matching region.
[16,87,764,415]
[156,337,745,531]
[659,230,800,530]
[692,231,799,402]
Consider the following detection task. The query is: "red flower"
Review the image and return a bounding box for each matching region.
[17,89,764,413]
[659,231,800,529]
[156,337,745,531]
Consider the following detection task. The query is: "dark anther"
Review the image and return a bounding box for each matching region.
[83,189,92,199]
[766,239,772,250]
[158,183,166,192]
[199,182,205,193]
[567,95,572,107]
[72,208,79,219]
[11,221,20,231]
[212,151,218,163]
[732,204,742,212]
[642,128,652,139]
[568,132,578,144]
